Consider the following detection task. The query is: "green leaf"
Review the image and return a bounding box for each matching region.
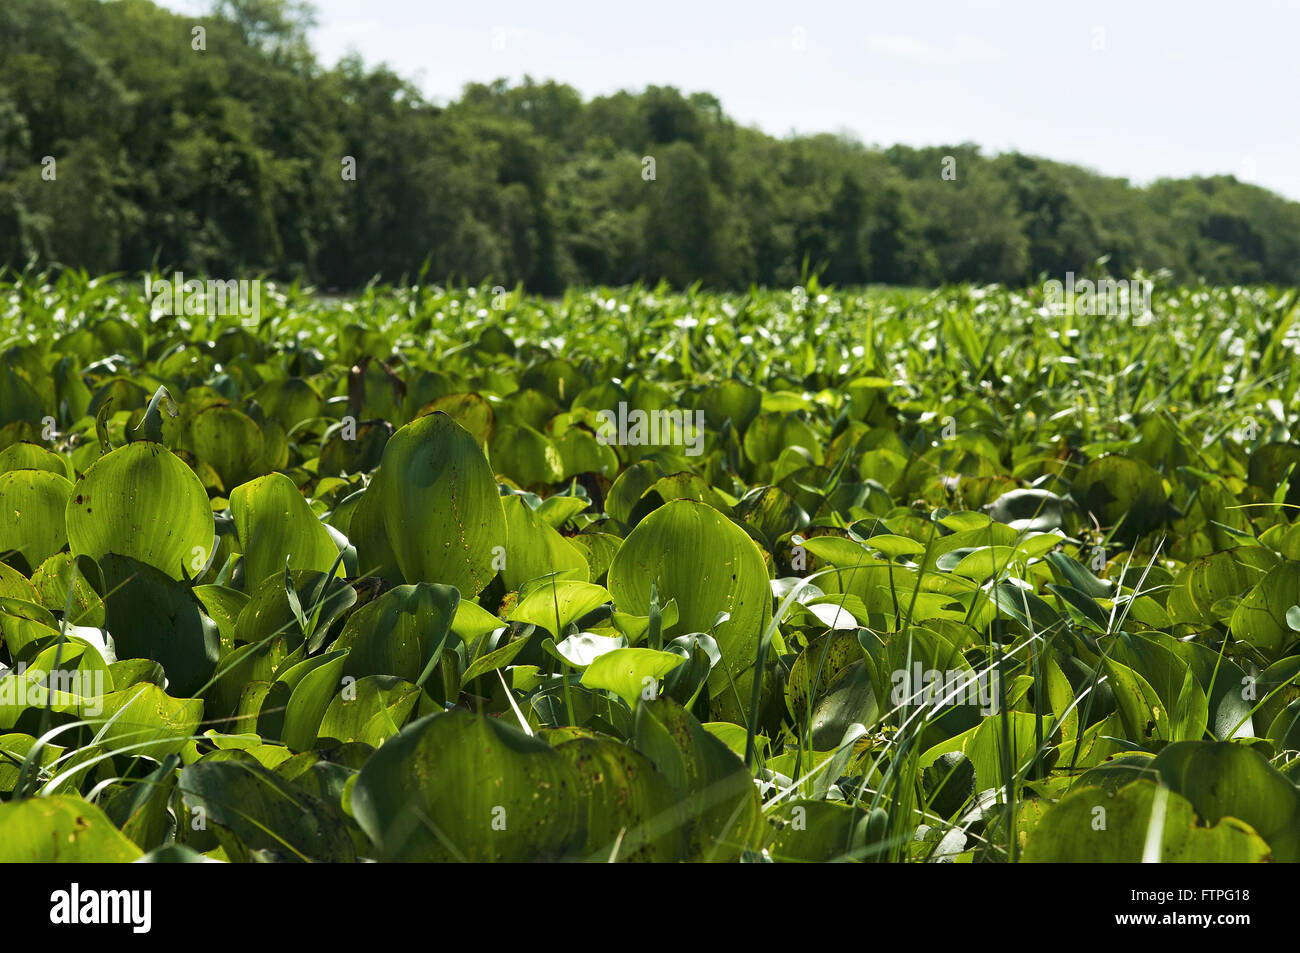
[0,795,142,861]
[230,473,342,590]
[1044,550,1113,598]
[609,500,772,722]
[193,584,249,647]
[508,578,609,635]
[632,698,762,861]
[351,710,585,861]
[554,736,689,861]
[534,494,590,529]
[66,442,214,580]
[133,384,178,444]
[335,583,458,683]
[451,599,507,643]
[178,758,356,862]
[918,710,1043,793]
[767,800,887,862]
[1102,655,1170,745]
[318,675,421,748]
[186,405,266,491]
[1150,740,1300,862]
[460,634,532,685]
[367,412,507,595]
[1072,454,1172,540]
[102,754,180,850]
[987,488,1064,533]
[490,424,564,486]
[0,469,72,568]
[85,683,204,762]
[1231,562,1300,656]
[501,495,588,589]
[805,660,878,750]
[580,648,685,707]
[100,554,219,697]
[279,650,349,751]
[31,552,106,626]
[1023,780,1271,862]
[136,844,216,863]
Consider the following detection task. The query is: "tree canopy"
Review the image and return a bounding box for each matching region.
[4,0,1298,291]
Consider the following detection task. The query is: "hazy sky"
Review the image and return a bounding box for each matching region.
[167,0,1300,201]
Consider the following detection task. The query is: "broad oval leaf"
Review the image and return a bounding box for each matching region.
[66,443,214,581]
[368,412,506,596]
[351,711,585,861]
[608,500,772,722]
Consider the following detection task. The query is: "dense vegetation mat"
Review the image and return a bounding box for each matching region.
[2,273,1299,862]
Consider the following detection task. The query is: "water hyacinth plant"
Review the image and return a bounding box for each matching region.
[0,270,1299,863]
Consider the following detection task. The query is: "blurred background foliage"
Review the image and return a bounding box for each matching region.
[3,0,1299,291]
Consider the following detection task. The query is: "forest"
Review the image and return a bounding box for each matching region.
[3,0,1300,291]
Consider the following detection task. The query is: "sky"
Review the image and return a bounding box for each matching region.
[166,0,1300,201]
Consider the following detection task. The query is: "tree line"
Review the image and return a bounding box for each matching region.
[3,0,1298,292]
